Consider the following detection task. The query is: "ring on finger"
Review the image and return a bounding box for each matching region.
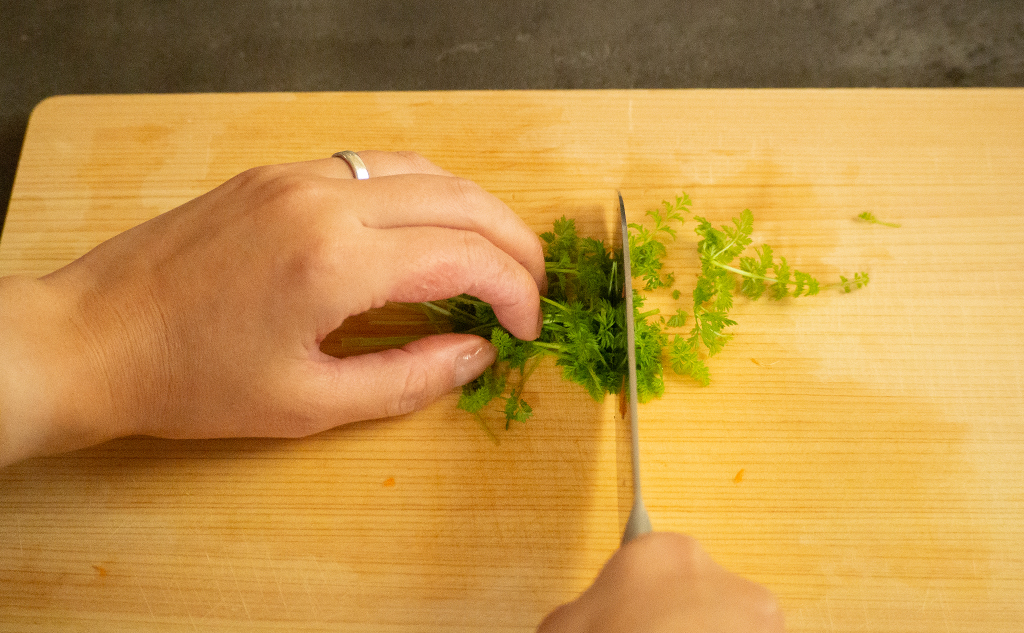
[332,151,370,180]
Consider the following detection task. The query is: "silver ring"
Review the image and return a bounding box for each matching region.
[333,151,369,180]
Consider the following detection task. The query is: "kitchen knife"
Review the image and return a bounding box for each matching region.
[619,191,654,545]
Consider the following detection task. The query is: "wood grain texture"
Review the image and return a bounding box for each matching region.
[2,90,1023,632]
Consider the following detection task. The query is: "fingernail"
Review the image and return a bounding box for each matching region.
[454,341,497,387]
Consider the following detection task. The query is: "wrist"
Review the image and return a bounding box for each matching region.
[0,275,121,466]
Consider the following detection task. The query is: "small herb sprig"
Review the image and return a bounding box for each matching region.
[858,211,901,228]
[664,208,872,385]
[421,195,869,428]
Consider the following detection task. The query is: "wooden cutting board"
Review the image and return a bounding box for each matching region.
[1,90,1022,632]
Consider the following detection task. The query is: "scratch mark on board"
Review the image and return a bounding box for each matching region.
[938,588,952,633]
[109,518,129,536]
[302,566,321,620]
[174,577,200,632]
[267,549,290,616]
[199,563,228,621]
[135,572,156,618]
[228,559,253,622]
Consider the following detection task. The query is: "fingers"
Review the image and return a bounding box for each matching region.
[276,151,547,295]
[299,333,497,426]
[538,533,785,633]
[353,150,455,178]
[279,151,455,180]
[615,533,784,631]
[370,225,542,341]
[353,174,548,296]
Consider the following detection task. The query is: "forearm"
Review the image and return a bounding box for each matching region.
[0,275,117,467]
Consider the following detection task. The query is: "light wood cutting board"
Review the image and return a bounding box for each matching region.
[1,90,1022,632]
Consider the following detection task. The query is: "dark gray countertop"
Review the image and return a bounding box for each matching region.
[3,0,1023,232]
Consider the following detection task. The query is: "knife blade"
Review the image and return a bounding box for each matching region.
[619,191,653,545]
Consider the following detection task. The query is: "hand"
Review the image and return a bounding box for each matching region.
[537,533,784,633]
[0,152,546,465]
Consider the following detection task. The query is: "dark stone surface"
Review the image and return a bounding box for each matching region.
[3,1,1023,232]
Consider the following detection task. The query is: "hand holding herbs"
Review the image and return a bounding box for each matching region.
[1,153,550,467]
[411,194,869,430]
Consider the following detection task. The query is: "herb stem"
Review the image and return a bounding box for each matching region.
[710,261,779,284]
[474,413,500,445]
[545,266,579,274]
[420,301,452,316]
[529,341,563,353]
[711,234,745,261]
[540,296,569,311]
[332,335,422,347]
[608,260,619,295]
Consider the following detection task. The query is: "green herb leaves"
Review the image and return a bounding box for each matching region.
[446,194,869,428]
[629,194,691,290]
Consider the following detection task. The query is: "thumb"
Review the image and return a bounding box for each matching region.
[300,333,497,427]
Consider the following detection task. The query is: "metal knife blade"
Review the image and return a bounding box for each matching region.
[619,191,653,545]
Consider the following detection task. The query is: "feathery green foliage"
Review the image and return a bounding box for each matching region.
[424,194,869,426]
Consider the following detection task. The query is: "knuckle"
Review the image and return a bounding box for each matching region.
[393,150,432,171]
[448,175,488,211]
[535,601,578,633]
[455,229,487,264]
[660,532,709,567]
[623,533,708,583]
[527,233,546,272]
[263,174,327,209]
[282,376,340,437]
[750,587,786,630]
[227,164,297,198]
[230,164,276,187]
[232,174,338,284]
[282,239,336,291]
[415,231,488,298]
[385,358,433,418]
[228,166,328,214]
[637,533,784,630]
[454,233,523,304]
